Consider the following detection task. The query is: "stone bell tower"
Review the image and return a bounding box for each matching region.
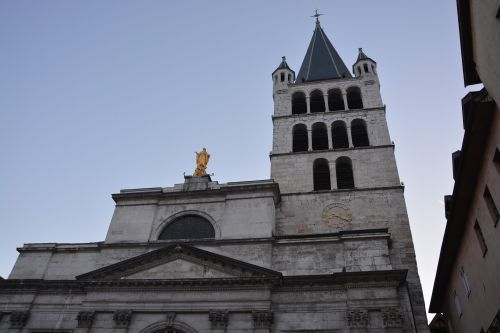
[270,18,430,331]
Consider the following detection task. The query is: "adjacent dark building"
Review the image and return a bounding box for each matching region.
[429,0,500,332]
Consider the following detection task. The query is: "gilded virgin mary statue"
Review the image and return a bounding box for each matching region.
[193,148,210,176]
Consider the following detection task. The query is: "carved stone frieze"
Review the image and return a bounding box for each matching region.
[113,310,133,328]
[77,311,95,328]
[9,310,30,328]
[346,309,368,328]
[209,310,229,328]
[382,307,404,327]
[253,310,273,328]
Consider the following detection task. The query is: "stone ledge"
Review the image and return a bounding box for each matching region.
[270,144,394,158]
[271,106,386,120]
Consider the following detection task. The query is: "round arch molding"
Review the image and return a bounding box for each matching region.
[153,210,221,241]
[139,321,198,333]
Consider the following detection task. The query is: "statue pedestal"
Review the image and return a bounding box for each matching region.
[183,175,212,191]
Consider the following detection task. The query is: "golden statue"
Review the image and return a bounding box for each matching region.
[193,148,210,176]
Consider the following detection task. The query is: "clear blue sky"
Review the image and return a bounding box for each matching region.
[0,0,475,319]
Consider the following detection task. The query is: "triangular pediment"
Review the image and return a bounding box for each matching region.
[76,244,281,281]
[123,257,236,279]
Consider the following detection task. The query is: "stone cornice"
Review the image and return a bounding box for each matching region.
[271,106,386,121]
[269,144,394,158]
[112,181,281,206]
[17,228,392,253]
[279,185,404,197]
[0,269,407,292]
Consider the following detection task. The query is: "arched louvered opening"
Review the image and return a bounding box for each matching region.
[313,158,331,191]
[310,90,325,113]
[328,88,344,111]
[159,215,215,240]
[292,124,308,152]
[292,92,307,114]
[351,119,369,147]
[346,86,363,109]
[363,63,369,73]
[336,157,354,189]
[312,122,328,151]
[332,121,349,149]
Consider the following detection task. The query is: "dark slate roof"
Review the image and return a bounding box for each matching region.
[355,48,375,63]
[273,56,293,74]
[296,22,352,82]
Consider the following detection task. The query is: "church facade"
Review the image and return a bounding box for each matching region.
[0,20,429,332]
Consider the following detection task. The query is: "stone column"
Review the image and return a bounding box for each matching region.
[330,160,337,190]
[209,310,229,333]
[9,311,30,329]
[75,311,96,333]
[253,311,273,333]
[327,124,333,149]
[306,96,311,113]
[346,309,368,330]
[307,129,312,151]
[342,92,349,110]
[113,310,133,330]
[347,126,354,148]
[323,94,329,111]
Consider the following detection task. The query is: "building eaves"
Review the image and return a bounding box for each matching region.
[429,89,496,312]
[457,0,481,85]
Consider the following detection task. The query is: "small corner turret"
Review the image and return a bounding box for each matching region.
[353,48,378,79]
[272,56,295,93]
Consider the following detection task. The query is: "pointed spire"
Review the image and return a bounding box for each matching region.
[272,56,294,75]
[277,56,291,71]
[356,48,375,63]
[296,20,352,82]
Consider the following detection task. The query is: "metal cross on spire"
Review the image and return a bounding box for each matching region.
[311,9,323,23]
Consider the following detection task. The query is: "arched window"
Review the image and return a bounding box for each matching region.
[332,121,349,149]
[357,66,361,76]
[288,74,291,82]
[313,158,331,191]
[336,157,354,189]
[363,63,369,73]
[280,72,285,82]
[371,64,376,74]
[312,122,328,150]
[292,124,308,152]
[292,92,307,114]
[351,119,369,147]
[346,86,363,109]
[310,90,325,113]
[328,88,344,111]
[159,215,215,240]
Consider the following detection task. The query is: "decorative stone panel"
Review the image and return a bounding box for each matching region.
[346,309,368,328]
[382,307,404,328]
[77,311,95,328]
[9,310,30,328]
[113,310,133,328]
[253,310,273,329]
[209,310,229,328]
